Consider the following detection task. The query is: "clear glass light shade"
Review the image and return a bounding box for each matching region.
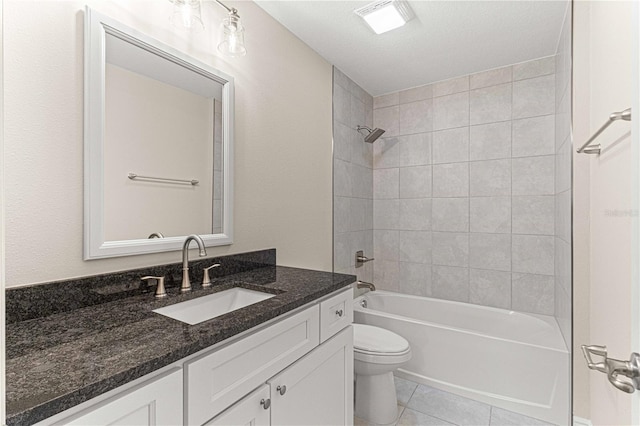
[170,0,204,32]
[218,14,246,57]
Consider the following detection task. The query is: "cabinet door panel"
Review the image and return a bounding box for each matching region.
[205,385,270,426]
[269,326,353,426]
[187,306,319,425]
[57,368,183,426]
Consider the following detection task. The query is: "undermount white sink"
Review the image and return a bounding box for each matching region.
[153,287,276,325]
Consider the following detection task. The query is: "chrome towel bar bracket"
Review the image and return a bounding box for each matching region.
[577,107,631,155]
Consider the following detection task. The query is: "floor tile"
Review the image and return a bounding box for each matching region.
[395,376,419,406]
[489,407,554,426]
[355,416,373,426]
[354,404,405,426]
[397,408,456,425]
[406,385,491,426]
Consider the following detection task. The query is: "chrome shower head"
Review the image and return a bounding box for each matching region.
[356,125,385,143]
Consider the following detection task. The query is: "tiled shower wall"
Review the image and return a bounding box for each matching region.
[333,68,375,283]
[554,3,572,347]
[371,57,560,315]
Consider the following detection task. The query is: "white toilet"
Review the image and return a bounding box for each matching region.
[353,323,412,425]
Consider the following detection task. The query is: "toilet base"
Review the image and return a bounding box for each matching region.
[355,371,398,425]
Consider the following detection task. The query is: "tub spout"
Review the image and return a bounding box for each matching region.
[357,280,376,291]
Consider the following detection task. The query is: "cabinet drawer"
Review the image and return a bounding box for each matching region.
[186,305,320,425]
[320,288,353,342]
[53,368,183,426]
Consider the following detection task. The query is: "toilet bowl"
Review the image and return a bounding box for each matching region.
[353,323,411,425]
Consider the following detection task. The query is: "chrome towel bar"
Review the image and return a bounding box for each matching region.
[128,173,199,185]
[577,108,631,155]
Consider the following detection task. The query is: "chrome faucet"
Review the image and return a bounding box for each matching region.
[357,280,376,291]
[181,234,207,293]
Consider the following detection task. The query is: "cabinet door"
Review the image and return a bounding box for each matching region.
[269,326,353,426]
[204,385,270,426]
[58,368,183,426]
[187,305,319,425]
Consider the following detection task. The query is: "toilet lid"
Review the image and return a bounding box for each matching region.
[353,324,410,354]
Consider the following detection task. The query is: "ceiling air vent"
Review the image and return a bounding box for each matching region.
[354,0,415,35]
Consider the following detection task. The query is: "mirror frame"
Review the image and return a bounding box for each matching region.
[84,7,234,260]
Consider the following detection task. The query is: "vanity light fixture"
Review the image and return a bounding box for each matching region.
[213,0,247,57]
[168,0,246,57]
[169,0,205,32]
[354,0,415,35]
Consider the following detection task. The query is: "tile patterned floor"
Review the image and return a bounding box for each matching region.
[354,377,555,426]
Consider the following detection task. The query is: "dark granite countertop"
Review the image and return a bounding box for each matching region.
[6,264,355,425]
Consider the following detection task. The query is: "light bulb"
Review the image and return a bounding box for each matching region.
[170,0,204,32]
[218,13,246,57]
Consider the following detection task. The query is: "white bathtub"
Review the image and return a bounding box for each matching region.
[353,291,569,425]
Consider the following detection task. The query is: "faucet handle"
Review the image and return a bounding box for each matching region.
[141,276,167,298]
[202,264,221,288]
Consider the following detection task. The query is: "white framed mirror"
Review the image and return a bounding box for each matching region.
[84,7,234,259]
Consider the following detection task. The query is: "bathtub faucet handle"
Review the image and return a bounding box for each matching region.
[355,250,374,267]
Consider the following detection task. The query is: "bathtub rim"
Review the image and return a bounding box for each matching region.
[353,291,568,353]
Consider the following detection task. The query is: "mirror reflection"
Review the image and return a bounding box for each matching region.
[84,8,234,259]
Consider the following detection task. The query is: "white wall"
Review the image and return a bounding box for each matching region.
[573,1,635,423]
[572,1,591,419]
[0,0,6,419]
[3,0,334,287]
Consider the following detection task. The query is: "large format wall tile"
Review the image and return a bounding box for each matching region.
[432,198,469,232]
[469,121,511,160]
[400,198,432,231]
[512,156,555,195]
[512,75,555,119]
[432,265,470,302]
[512,234,554,275]
[433,92,470,130]
[469,233,511,272]
[469,83,512,125]
[400,166,432,198]
[512,195,555,235]
[373,168,399,199]
[433,127,470,164]
[512,273,555,315]
[433,163,469,197]
[469,269,511,309]
[469,159,511,196]
[470,197,511,233]
[359,53,570,315]
[432,232,469,267]
[399,230,432,263]
[469,66,512,90]
[400,84,433,104]
[400,100,433,135]
[398,133,432,167]
[513,56,555,81]
[433,76,470,97]
[512,115,555,157]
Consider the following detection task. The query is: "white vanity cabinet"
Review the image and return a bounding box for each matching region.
[206,327,353,426]
[268,327,353,426]
[52,368,183,426]
[38,288,353,426]
[204,385,271,426]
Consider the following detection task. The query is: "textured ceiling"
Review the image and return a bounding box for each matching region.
[254,0,568,96]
